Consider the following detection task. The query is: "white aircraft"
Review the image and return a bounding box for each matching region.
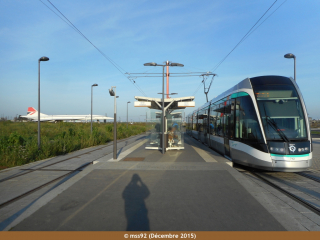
[20,107,113,122]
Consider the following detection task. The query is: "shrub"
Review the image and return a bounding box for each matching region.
[0,122,146,168]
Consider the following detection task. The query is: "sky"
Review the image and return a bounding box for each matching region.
[0,0,319,121]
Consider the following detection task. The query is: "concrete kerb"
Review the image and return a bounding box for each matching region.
[2,135,146,231]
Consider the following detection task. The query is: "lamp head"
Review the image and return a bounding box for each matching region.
[170,62,184,67]
[92,83,98,87]
[109,89,115,96]
[284,53,295,59]
[144,62,157,66]
[39,56,49,61]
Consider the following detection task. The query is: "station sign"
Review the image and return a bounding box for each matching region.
[134,101,151,107]
[178,101,195,107]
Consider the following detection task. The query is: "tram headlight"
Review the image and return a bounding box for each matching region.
[269,146,285,154]
[297,147,309,153]
[298,147,309,153]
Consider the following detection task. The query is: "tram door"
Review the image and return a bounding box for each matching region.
[203,109,208,144]
[224,99,235,157]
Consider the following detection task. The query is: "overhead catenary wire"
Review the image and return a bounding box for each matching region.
[39,0,75,29]
[210,0,278,73]
[193,0,287,96]
[40,0,147,97]
[45,0,126,74]
[242,0,288,43]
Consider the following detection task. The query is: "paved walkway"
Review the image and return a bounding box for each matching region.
[1,134,320,231]
[0,134,146,230]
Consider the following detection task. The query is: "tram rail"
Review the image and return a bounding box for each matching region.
[0,133,145,183]
[0,162,91,209]
[236,167,320,216]
[0,134,146,209]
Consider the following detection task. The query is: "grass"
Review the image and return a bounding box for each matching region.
[311,131,320,135]
[0,121,148,169]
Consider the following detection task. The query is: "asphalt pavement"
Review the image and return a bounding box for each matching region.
[2,133,320,231]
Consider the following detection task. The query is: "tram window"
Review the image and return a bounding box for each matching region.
[216,103,225,137]
[187,116,192,130]
[224,101,230,137]
[224,100,235,139]
[239,96,263,143]
[203,109,208,133]
[197,109,206,132]
[216,113,222,136]
[192,114,197,130]
[254,84,307,140]
[229,99,235,139]
[209,104,218,135]
[235,99,240,139]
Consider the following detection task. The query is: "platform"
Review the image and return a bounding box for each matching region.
[2,134,320,230]
[6,134,301,231]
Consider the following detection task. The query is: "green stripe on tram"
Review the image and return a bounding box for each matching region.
[270,153,310,157]
[231,92,249,99]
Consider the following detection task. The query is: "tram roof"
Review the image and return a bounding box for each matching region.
[187,75,295,116]
[134,96,195,110]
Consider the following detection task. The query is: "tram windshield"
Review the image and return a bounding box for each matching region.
[254,84,307,141]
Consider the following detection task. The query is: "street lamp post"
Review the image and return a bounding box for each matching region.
[143,61,184,154]
[284,53,296,81]
[127,101,131,129]
[109,86,117,159]
[91,83,98,134]
[38,56,49,150]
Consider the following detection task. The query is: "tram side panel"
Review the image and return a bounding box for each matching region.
[207,93,272,167]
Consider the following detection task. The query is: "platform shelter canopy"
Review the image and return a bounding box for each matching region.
[134,96,195,111]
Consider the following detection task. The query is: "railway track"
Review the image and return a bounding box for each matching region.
[0,134,146,209]
[296,171,320,184]
[0,162,91,209]
[250,171,320,216]
[0,133,146,183]
[234,165,320,216]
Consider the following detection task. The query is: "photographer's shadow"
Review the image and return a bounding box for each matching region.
[122,174,150,231]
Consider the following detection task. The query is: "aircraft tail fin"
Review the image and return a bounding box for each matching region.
[27,107,47,116]
[27,107,37,116]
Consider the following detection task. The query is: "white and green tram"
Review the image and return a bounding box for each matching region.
[186,76,312,172]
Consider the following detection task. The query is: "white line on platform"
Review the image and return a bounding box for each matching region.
[106,139,148,162]
[191,146,217,162]
[226,162,233,167]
